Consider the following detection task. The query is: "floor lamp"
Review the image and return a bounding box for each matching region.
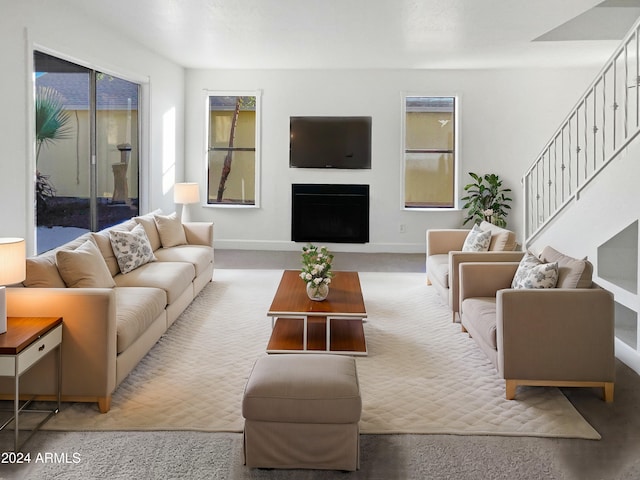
[174,183,200,221]
[0,238,26,334]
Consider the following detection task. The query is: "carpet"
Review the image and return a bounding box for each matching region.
[42,269,600,439]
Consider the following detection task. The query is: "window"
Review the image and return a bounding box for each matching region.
[206,92,260,206]
[34,51,140,253]
[403,96,457,209]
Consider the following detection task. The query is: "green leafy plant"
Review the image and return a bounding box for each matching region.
[35,86,72,204]
[461,172,512,227]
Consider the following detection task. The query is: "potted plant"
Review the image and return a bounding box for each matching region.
[461,172,512,227]
[299,244,334,301]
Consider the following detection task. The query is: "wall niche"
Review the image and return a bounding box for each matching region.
[597,220,638,294]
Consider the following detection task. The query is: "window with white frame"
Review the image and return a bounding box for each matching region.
[403,96,457,209]
[206,92,260,206]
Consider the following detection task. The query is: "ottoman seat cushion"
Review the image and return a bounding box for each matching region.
[243,354,361,424]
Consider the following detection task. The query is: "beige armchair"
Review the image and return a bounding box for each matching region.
[426,221,522,322]
[458,261,615,402]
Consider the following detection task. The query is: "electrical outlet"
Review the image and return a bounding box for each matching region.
[399,224,407,233]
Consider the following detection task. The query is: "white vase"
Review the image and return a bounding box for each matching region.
[306,282,329,301]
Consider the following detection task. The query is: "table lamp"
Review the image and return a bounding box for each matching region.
[174,182,200,221]
[0,238,26,334]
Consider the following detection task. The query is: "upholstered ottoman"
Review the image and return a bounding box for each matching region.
[242,354,362,471]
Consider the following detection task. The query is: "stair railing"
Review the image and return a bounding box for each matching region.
[523,16,640,245]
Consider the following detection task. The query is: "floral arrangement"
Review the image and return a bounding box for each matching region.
[299,244,334,296]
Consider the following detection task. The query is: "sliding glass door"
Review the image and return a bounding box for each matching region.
[34,52,139,253]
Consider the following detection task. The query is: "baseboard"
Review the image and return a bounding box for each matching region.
[214,239,425,254]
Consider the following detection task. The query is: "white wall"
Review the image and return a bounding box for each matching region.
[185,67,599,252]
[0,0,185,255]
[529,138,640,374]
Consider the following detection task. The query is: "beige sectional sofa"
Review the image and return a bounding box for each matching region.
[1,211,214,412]
[458,246,615,402]
[426,221,523,321]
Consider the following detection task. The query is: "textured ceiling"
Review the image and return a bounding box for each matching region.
[60,0,640,69]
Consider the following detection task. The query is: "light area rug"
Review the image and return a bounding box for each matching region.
[43,269,600,439]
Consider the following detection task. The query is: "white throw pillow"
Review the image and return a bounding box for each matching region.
[154,212,187,248]
[511,252,559,289]
[56,240,116,288]
[462,224,491,252]
[109,223,157,274]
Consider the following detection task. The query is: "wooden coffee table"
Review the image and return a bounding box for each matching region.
[267,270,367,355]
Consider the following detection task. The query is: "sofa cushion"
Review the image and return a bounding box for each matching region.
[91,220,138,277]
[154,212,187,248]
[479,221,517,252]
[134,209,163,251]
[539,246,593,289]
[113,261,195,304]
[115,287,167,354]
[426,254,449,288]
[462,224,491,252]
[153,245,213,277]
[56,240,116,288]
[109,224,157,274]
[511,252,558,289]
[24,255,66,288]
[461,298,498,350]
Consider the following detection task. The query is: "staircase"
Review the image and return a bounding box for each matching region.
[523,16,640,374]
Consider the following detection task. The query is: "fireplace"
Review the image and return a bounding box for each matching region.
[291,184,369,244]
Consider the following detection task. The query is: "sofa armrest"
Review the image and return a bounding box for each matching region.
[426,229,469,256]
[183,222,214,247]
[459,262,519,302]
[4,288,117,399]
[449,251,524,314]
[497,288,615,382]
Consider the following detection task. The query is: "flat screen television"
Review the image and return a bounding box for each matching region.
[289,116,372,169]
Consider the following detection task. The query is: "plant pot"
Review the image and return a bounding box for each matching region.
[306,282,329,301]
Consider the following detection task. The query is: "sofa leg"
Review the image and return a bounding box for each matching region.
[98,396,112,413]
[505,380,517,400]
[603,382,614,403]
[426,276,432,286]
[461,324,468,334]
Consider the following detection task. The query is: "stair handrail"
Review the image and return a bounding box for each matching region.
[523,15,640,246]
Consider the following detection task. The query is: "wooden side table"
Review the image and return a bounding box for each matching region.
[0,317,63,452]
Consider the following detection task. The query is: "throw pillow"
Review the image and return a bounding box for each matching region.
[134,209,163,251]
[24,255,66,288]
[109,223,156,274]
[154,212,187,248]
[56,240,116,288]
[511,252,559,289]
[539,246,593,288]
[462,224,492,252]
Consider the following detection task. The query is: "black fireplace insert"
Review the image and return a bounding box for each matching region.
[291,184,369,244]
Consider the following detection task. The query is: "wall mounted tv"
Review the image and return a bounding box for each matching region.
[289,116,372,169]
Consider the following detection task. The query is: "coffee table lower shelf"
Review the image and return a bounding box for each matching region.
[267,317,367,356]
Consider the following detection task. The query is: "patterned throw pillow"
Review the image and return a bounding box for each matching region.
[109,224,157,274]
[511,252,559,289]
[462,224,492,252]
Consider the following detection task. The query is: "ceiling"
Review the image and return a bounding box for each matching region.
[61,0,640,70]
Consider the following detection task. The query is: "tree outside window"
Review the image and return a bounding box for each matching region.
[206,93,260,206]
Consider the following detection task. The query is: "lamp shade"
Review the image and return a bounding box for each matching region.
[174,183,200,204]
[0,238,25,286]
